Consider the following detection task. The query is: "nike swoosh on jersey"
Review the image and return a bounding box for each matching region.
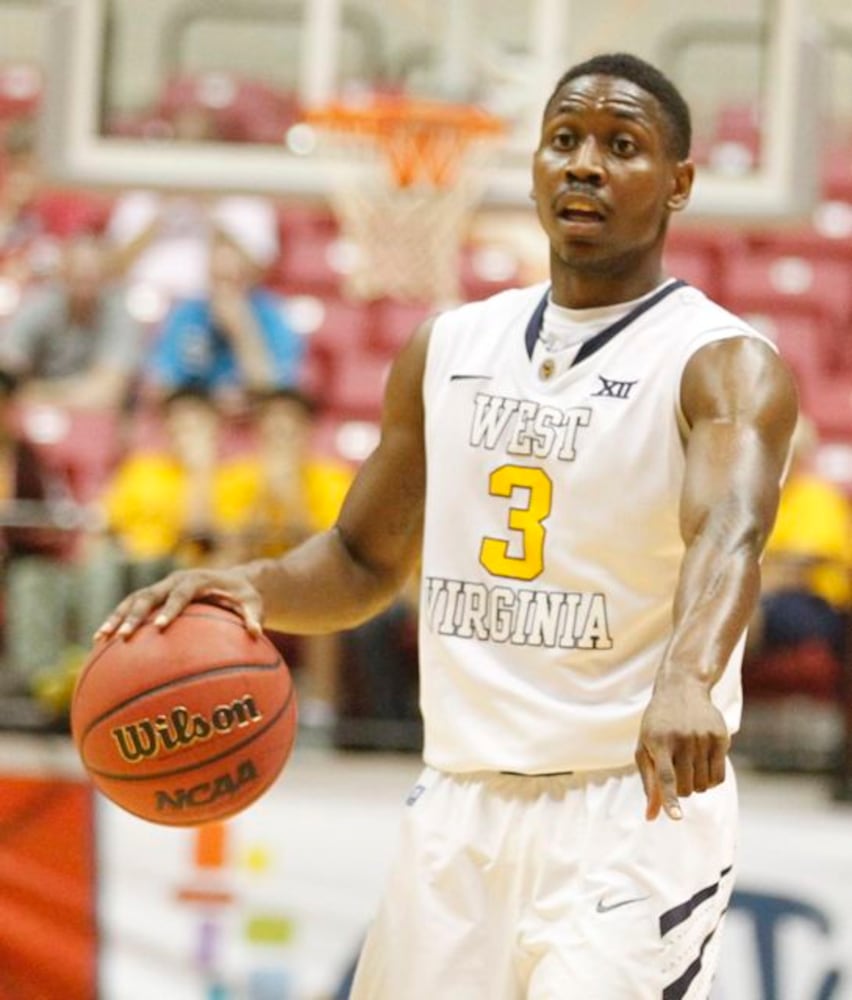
[449,373,492,381]
[595,894,650,913]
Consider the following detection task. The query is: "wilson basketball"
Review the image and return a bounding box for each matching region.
[71,601,297,827]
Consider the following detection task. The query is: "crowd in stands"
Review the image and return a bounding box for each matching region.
[0,101,422,743]
[0,72,851,772]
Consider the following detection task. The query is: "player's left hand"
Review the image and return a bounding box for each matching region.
[635,676,730,822]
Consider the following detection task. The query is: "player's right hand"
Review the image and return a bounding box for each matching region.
[634,675,730,822]
[94,568,264,640]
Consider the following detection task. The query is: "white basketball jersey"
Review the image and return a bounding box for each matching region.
[419,279,771,774]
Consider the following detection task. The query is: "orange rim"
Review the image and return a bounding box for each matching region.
[305,97,504,188]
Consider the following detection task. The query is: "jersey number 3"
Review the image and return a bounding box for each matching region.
[479,465,552,581]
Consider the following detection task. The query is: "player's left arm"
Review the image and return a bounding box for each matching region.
[636,335,798,821]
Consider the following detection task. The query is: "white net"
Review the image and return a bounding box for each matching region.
[309,100,504,305]
[329,182,477,303]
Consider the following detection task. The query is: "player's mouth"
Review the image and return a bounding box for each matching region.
[557,196,607,231]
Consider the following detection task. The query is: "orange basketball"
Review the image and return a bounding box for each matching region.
[71,601,297,827]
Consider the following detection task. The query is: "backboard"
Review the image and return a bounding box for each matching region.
[37,0,822,218]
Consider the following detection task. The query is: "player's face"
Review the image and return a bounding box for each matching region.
[532,74,693,283]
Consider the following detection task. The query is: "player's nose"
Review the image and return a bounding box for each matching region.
[566,136,606,186]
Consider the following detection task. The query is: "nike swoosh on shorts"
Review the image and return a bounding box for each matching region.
[595,895,650,913]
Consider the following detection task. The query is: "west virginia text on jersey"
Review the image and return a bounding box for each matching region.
[418,280,772,774]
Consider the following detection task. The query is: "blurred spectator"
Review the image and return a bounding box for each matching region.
[0,369,77,684]
[0,119,41,265]
[143,234,303,411]
[99,387,231,576]
[0,118,107,283]
[106,190,279,303]
[0,368,70,559]
[745,416,852,701]
[105,107,279,302]
[0,232,142,410]
[214,387,352,561]
[216,387,353,733]
[91,384,352,732]
[216,386,422,743]
[74,386,224,647]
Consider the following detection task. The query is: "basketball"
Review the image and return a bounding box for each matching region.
[71,601,298,827]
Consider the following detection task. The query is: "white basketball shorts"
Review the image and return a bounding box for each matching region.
[349,762,737,1000]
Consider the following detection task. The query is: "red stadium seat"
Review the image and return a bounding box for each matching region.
[745,222,852,267]
[704,102,762,174]
[323,351,391,422]
[813,439,852,498]
[156,73,301,144]
[713,102,762,147]
[17,405,121,504]
[218,88,302,145]
[741,311,831,412]
[718,250,852,369]
[662,246,720,298]
[664,226,744,299]
[267,227,350,295]
[34,191,113,238]
[460,244,523,302]
[665,225,745,258]
[0,63,41,121]
[275,203,339,244]
[300,294,371,367]
[821,143,852,204]
[804,374,852,440]
[310,414,379,466]
[369,297,434,355]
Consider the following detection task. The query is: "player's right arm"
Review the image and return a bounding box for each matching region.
[96,321,431,639]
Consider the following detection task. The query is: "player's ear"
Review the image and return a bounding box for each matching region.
[667,159,694,214]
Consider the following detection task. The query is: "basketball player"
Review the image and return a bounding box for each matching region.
[98,53,798,997]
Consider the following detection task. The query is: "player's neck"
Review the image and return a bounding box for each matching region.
[549,256,666,311]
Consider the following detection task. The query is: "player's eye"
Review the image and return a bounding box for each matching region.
[612,135,638,156]
[552,128,577,151]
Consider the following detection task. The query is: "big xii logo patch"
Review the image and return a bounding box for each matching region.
[591,375,637,399]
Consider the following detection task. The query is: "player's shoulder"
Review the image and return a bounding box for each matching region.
[432,282,549,336]
[667,282,767,341]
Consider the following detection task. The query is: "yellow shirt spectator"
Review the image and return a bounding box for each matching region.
[104,451,352,560]
[765,471,852,608]
[215,454,353,556]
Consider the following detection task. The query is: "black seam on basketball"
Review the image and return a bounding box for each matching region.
[83,682,295,781]
[79,656,284,740]
[75,608,272,694]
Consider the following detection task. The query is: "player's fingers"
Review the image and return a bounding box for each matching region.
[673,743,695,798]
[151,581,209,630]
[652,747,682,821]
[691,735,711,793]
[151,581,263,637]
[197,587,264,636]
[94,606,126,640]
[95,591,151,639]
[112,586,170,638]
[708,737,728,788]
[635,745,662,821]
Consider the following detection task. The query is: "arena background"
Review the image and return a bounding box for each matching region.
[0,1,851,998]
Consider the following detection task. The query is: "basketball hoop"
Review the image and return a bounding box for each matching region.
[306,96,505,304]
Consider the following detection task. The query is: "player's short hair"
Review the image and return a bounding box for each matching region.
[547,52,691,160]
